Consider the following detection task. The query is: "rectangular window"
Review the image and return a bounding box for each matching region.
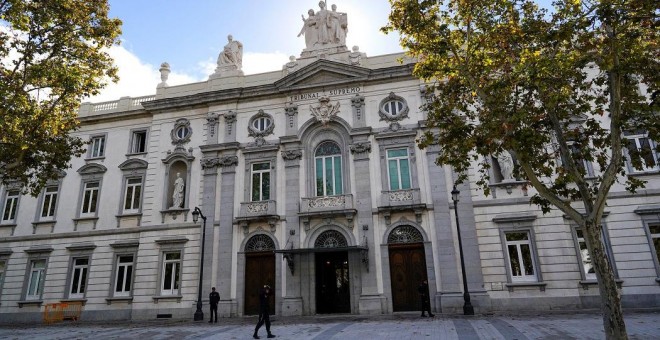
[565,142,594,177]
[123,178,142,213]
[505,231,538,282]
[130,130,147,154]
[89,135,106,158]
[161,252,181,295]
[69,257,89,298]
[40,186,58,218]
[251,162,271,201]
[315,155,342,196]
[81,181,100,215]
[2,190,19,222]
[575,229,597,280]
[624,130,659,172]
[26,259,46,300]
[649,223,660,271]
[387,148,412,190]
[0,260,5,291]
[114,255,134,297]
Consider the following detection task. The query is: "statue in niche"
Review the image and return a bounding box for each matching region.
[172,172,185,208]
[496,150,515,181]
[298,9,318,49]
[217,35,243,69]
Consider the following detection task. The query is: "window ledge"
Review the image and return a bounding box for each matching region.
[60,298,87,306]
[152,295,182,303]
[106,297,133,305]
[85,156,105,161]
[126,152,148,157]
[579,279,624,290]
[116,213,142,218]
[18,300,43,308]
[628,170,660,177]
[0,223,17,227]
[73,217,99,222]
[32,220,56,225]
[505,282,547,292]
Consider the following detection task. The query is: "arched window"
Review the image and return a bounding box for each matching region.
[245,234,276,252]
[387,225,423,244]
[314,141,343,196]
[314,230,348,248]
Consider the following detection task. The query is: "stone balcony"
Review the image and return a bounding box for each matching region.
[299,194,357,228]
[235,200,279,234]
[377,188,426,226]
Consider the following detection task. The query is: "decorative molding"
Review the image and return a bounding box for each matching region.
[281,149,302,161]
[170,118,192,148]
[389,190,413,202]
[349,142,371,155]
[225,110,237,136]
[310,97,340,125]
[351,94,365,121]
[206,112,220,138]
[248,109,275,139]
[246,202,268,213]
[285,102,298,129]
[200,157,220,169]
[77,163,108,175]
[308,196,345,209]
[218,155,239,168]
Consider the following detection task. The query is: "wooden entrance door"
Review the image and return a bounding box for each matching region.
[315,251,350,314]
[389,243,427,312]
[244,251,275,315]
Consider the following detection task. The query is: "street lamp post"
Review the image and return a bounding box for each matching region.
[192,207,207,321]
[451,185,475,315]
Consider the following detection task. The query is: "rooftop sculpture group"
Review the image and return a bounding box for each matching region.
[298,2,347,50]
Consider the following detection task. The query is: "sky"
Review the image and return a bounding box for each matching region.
[93,1,404,102]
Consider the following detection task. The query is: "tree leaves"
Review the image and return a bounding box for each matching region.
[0,0,121,196]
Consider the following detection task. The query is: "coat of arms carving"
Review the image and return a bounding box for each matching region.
[310,97,340,125]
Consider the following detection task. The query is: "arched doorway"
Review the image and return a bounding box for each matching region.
[315,230,350,314]
[388,225,427,312]
[244,234,275,315]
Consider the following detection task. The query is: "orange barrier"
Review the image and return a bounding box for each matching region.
[43,302,83,323]
[62,301,83,321]
[43,303,65,324]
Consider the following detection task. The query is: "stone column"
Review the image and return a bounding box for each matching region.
[425,145,462,308]
[216,153,239,316]
[200,156,220,305]
[350,135,386,314]
[279,143,303,316]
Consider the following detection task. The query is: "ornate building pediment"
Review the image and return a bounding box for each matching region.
[274,59,369,89]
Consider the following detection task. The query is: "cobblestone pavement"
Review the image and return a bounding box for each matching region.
[0,312,659,339]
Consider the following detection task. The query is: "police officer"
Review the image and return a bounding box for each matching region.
[253,284,275,339]
[418,279,435,317]
[209,287,220,323]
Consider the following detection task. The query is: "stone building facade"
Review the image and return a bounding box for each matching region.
[1,4,659,323]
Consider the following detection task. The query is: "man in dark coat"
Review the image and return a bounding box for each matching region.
[209,287,220,323]
[418,279,435,317]
[253,285,275,339]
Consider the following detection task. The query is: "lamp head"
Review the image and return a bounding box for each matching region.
[192,208,199,223]
[451,185,460,203]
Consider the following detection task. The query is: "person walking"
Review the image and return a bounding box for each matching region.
[253,285,275,339]
[209,287,220,323]
[418,279,435,317]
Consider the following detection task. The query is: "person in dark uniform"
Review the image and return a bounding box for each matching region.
[418,279,435,317]
[209,287,220,323]
[253,284,275,339]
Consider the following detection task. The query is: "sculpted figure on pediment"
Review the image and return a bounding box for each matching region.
[297,2,348,50]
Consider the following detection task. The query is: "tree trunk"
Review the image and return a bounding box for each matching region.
[583,220,628,340]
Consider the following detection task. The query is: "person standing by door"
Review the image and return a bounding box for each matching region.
[253,284,275,339]
[418,279,435,317]
[209,287,220,323]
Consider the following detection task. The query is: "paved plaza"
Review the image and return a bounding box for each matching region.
[0,312,659,339]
